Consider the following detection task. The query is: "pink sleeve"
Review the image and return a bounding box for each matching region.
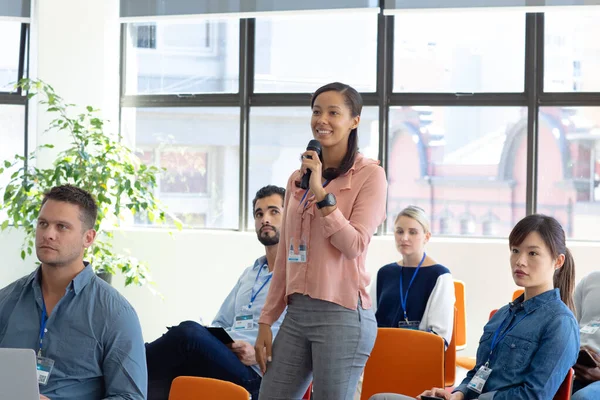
[322,166,388,260]
[258,175,293,326]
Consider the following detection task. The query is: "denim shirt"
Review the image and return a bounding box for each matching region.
[0,264,147,400]
[454,289,579,400]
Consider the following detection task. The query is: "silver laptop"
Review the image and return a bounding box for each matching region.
[0,348,40,400]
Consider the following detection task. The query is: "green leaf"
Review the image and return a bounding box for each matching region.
[20,250,26,260]
[1,220,8,230]
[3,161,10,168]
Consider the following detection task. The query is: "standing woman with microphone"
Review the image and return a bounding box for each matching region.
[255,82,388,400]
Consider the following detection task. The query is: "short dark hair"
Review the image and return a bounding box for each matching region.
[252,185,285,213]
[41,185,98,230]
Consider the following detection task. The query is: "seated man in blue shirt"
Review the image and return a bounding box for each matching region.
[0,184,147,400]
[146,185,286,400]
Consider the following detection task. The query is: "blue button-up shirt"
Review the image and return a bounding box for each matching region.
[211,256,286,375]
[454,289,579,400]
[0,264,147,400]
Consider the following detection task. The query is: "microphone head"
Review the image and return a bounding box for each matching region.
[307,139,322,156]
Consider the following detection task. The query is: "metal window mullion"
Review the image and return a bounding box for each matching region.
[524,13,544,216]
[377,10,393,235]
[238,18,254,231]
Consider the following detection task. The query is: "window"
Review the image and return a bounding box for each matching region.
[0,105,25,219]
[124,19,239,95]
[121,107,240,229]
[544,10,600,92]
[247,106,380,228]
[386,106,527,236]
[537,107,600,240]
[254,13,378,93]
[132,24,156,49]
[0,21,22,91]
[393,12,525,93]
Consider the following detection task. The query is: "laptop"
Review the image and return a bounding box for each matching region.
[0,348,40,400]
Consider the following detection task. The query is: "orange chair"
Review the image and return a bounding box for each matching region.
[168,376,249,400]
[554,368,574,400]
[444,307,457,387]
[453,280,467,350]
[512,289,524,301]
[361,328,445,400]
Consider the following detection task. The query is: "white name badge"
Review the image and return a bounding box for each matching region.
[581,320,600,335]
[234,314,254,330]
[36,356,55,385]
[467,364,492,394]
[288,246,307,263]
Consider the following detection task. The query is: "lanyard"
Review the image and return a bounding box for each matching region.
[248,264,271,309]
[487,309,529,365]
[299,179,331,209]
[399,252,426,323]
[38,298,48,357]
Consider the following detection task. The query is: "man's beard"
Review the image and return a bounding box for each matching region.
[257,228,280,246]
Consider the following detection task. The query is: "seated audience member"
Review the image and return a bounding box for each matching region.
[0,185,147,400]
[369,214,579,400]
[372,206,454,346]
[571,271,600,400]
[145,185,287,400]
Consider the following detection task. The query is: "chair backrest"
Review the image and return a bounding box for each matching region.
[489,309,498,319]
[453,280,467,350]
[553,368,574,400]
[444,307,457,387]
[168,376,249,400]
[361,328,445,400]
[512,289,524,301]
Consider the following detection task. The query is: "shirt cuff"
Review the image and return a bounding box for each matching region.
[452,385,471,399]
[478,391,496,399]
[321,207,349,238]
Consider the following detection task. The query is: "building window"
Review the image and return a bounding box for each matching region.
[133,24,156,49]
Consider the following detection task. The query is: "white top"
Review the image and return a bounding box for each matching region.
[574,271,600,352]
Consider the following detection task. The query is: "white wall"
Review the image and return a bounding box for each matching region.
[2,228,599,356]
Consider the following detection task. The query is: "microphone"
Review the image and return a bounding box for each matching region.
[300,139,322,190]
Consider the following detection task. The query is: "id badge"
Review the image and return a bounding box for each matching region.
[581,320,600,334]
[234,314,254,331]
[287,238,307,263]
[467,364,492,394]
[36,356,55,385]
[398,320,421,330]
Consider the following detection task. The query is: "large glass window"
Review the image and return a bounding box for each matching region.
[121,107,240,229]
[393,12,525,93]
[254,13,378,93]
[0,105,25,220]
[0,21,22,92]
[124,19,240,95]
[537,107,600,240]
[544,10,600,92]
[387,106,527,236]
[247,107,379,227]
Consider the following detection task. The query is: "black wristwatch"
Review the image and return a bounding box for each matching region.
[316,193,336,209]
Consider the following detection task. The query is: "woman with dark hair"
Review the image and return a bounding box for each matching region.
[254,82,388,400]
[370,214,579,400]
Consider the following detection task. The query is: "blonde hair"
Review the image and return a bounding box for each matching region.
[394,206,431,234]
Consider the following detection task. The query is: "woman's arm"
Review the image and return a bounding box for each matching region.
[421,273,455,347]
[322,166,387,260]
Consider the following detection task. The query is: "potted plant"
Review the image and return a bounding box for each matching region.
[0,79,181,288]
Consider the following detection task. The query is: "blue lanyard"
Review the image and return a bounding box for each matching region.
[248,264,271,309]
[300,179,330,209]
[38,298,48,356]
[399,252,426,322]
[487,309,529,365]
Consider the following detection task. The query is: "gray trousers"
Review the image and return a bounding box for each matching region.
[258,294,377,400]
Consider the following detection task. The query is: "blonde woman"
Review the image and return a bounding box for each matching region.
[371,206,454,347]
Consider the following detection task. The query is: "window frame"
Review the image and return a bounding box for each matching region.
[118,11,600,240]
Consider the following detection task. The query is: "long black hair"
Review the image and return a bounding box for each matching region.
[310,82,362,181]
[509,214,575,312]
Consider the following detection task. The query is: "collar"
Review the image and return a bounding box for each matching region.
[29,262,95,296]
[252,256,269,272]
[510,288,560,314]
